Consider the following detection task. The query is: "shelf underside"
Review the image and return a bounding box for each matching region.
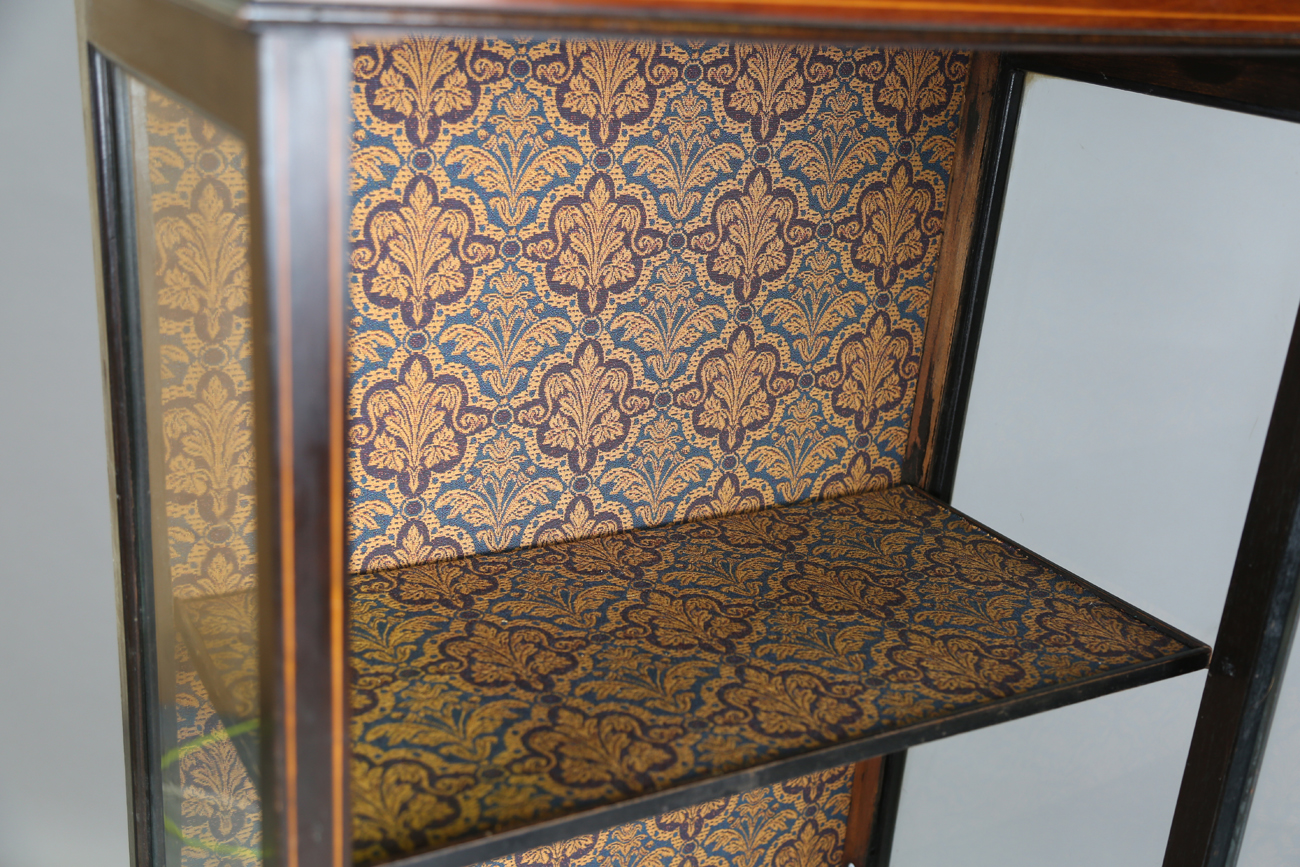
[347,485,1208,867]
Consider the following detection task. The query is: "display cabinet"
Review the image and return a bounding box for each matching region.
[78,3,1300,867]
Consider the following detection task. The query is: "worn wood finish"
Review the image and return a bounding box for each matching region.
[1010,53,1300,122]
[865,751,908,867]
[904,52,1003,496]
[886,55,1008,862]
[843,759,884,867]
[913,60,1024,504]
[258,29,351,867]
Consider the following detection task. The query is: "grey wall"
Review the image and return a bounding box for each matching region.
[892,73,1300,867]
[0,1,130,865]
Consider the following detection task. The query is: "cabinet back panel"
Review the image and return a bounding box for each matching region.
[347,38,970,573]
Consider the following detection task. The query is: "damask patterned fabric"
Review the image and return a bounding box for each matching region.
[136,84,262,865]
[347,39,971,574]
[349,485,1194,864]
[480,767,853,867]
[176,589,261,785]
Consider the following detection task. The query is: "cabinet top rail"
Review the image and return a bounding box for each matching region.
[159,0,1300,45]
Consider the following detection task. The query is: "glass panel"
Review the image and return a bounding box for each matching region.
[893,74,1300,866]
[121,72,263,867]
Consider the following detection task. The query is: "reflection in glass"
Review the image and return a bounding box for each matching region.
[125,74,262,867]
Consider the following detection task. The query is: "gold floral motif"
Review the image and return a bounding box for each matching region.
[684,472,767,521]
[443,622,579,691]
[705,44,834,143]
[718,668,867,739]
[782,90,889,212]
[613,260,727,382]
[538,40,680,147]
[438,433,563,554]
[767,249,868,366]
[625,92,744,222]
[350,486,1193,861]
[887,633,1025,698]
[690,167,813,304]
[175,647,261,867]
[605,417,712,526]
[482,770,851,867]
[165,372,253,528]
[869,48,959,138]
[354,176,496,329]
[142,87,261,866]
[441,269,572,397]
[360,519,466,573]
[358,37,506,147]
[676,325,796,453]
[772,820,841,867]
[839,160,942,294]
[534,495,625,545]
[817,311,919,435]
[524,173,665,316]
[155,181,251,342]
[446,90,583,227]
[348,39,971,573]
[749,396,848,502]
[819,449,896,500]
[520,707,680,792]
[356,354,490,498]
[517,340,653,474]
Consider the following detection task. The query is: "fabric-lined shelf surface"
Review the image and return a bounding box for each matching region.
[346,484,1208,867]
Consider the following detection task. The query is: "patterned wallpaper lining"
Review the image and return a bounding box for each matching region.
[137,37,970,867]
[347,39,971,574]
[479,767,854,867]
[348,485,1190,863]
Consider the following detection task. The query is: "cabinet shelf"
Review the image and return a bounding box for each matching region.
[344,485,1207,867]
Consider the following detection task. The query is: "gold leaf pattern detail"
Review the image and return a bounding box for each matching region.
[354,176,495,330]
[525,173,665,316]
[348,37,969,571]
[676,325,796,453]
[141,86,261,866]
[350,486,1192,862]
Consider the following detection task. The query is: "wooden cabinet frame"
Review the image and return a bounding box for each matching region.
[78,4,1300,867]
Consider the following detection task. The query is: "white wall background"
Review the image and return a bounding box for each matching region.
[1,9,1297,867]
[0,1,131,866]
[892,74,1300,867]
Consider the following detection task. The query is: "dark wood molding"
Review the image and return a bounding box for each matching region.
[257,29,351,867]
[88,51,164,867]
[864,751,908,867]
[87,52,159,867]
[910,57,1024,504]
[906,52,1003,495]
[843,759,885,867]
[232,0,1300,47]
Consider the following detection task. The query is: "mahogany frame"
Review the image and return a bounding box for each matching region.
[77,3,1300,867]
